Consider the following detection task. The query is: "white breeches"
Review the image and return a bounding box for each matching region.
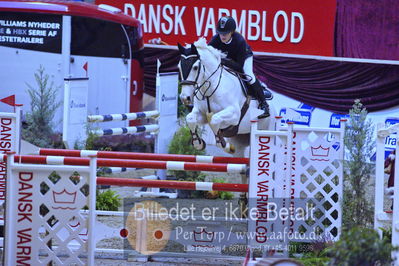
[243,56,256,85]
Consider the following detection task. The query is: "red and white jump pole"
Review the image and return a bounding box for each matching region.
[0,154,246,173]
[97,177,248,192]
[37,148,249,165]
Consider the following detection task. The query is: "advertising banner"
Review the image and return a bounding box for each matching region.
[96,0,336,56]
[0,12,62,53]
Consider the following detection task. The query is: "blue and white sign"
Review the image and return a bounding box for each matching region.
[330,114,350,128]
[370,118,399,161]
[385,118,399,127]
[384,118,399,150]
[298,103,315,112]
[279,108,312,126]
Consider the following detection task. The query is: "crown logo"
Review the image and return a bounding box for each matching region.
[311,145,329,156]
[311,145,330,161]
[52,189,77,210]
[193,228,214,243]
[53,189,77,204]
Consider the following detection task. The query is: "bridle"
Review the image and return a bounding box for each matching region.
[179,54,204,88]
[179,54,223,101]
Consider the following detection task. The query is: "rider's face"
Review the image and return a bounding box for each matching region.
[219,31,233,43]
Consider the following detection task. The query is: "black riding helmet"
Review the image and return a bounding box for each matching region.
[216,16,236,34]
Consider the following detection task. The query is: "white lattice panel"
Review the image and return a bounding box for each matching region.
[249,121,344,253]
[291,128,344,241]
[4,155,96,265]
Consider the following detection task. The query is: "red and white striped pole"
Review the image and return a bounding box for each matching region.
[37,148,249,165]
[0,155,247,173]
[97,177,248,192]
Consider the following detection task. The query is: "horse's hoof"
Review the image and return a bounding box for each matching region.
[198,141,206,151]
[229,144,236,154]
[224,143,235,154]
[192,139,206,151]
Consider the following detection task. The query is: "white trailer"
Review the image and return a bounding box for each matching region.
[0,0,145,131]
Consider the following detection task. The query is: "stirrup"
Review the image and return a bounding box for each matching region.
[258,111,270,119]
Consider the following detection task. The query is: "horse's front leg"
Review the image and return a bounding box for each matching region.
[186,108,207,151]
[209,106,240,153]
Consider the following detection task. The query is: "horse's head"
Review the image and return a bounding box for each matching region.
[177,42,202,106]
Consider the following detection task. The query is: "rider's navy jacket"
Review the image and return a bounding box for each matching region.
[208,32,253,69]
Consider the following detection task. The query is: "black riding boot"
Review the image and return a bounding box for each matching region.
[249,79,270,118]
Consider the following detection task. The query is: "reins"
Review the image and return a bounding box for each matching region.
[193,63,223,101]
[180,49,249,114]
[180,56,224,102]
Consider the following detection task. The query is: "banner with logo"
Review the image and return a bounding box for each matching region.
[63,78,89,149]
[95,0,336,56]
[0,12,62,53]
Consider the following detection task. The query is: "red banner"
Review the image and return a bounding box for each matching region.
[96,0,336,56]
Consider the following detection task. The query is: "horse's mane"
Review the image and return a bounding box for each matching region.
[193,37,225,67]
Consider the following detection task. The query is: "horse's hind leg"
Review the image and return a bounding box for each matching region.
[209,107,240,154]
[215,130,235,154]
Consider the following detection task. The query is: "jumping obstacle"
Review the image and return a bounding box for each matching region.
[90,124,160,136]
[97,177,248,192]
[62,72,178,158]
[2,151,248,265]
[3,118,345,265]
[374,122,399,262]
[247,118,345,261]
[88,110,160,123]
[63,71,179,197]
[0,154,247,173]
[37,148,250,164]
[88,111,160,136]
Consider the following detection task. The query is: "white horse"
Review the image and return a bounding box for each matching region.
[178,38,276,160]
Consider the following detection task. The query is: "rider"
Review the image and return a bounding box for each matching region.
[208,16,270,118]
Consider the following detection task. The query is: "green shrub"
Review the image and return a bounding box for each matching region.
[291,236,333,265]
[343,100,374,228]
[168,125,206,198]
[96,189,121,211]
[168,126,205,182]
[326,227,395,265]
[22,65,61,148]
[298,257,329,266]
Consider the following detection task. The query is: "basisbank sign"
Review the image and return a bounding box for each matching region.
[279,108,312,126]
[95,0,336,56]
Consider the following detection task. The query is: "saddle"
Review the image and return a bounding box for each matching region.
[217,60,273,138]
[221,58,273,100]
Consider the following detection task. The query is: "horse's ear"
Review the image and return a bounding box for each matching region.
[191,44,198,55]
[177,43,185,54]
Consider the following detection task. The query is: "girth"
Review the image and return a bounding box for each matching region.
[219,96,251,138]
